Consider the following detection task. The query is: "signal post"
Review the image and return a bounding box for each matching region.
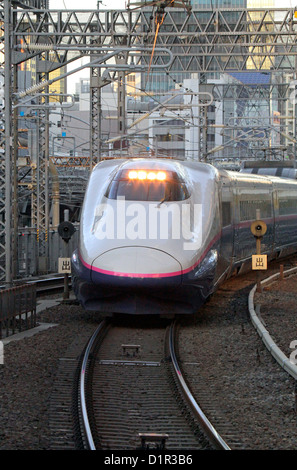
[58,218,75,301]
[251,212,267,293]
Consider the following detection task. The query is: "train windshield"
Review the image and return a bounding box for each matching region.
[105,168,190,202]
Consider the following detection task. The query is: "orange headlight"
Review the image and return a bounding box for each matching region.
[147,172,156,180]
[128,170,166,181]
[138,170,147,180]
[156,171,166,181]
[128,170,138,179]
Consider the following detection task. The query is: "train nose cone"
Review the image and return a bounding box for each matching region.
[91,247,182,285]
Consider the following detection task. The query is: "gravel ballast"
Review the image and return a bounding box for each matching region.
[179,269,297,450]
[0,264,297,450]
[0,301,100,450]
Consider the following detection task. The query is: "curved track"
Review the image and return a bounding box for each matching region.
[168,322,230,450]
[78,319,230,451]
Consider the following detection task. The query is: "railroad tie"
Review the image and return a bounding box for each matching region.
[121,344,140,357]
[138,432,169,450]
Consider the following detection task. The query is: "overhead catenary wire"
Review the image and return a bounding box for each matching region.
[144,0,180,89]
[145,12,165,89]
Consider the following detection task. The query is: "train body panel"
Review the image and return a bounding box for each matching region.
[72,158,297,315]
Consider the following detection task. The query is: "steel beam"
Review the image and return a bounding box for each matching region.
[1,0,12,284]
[10,8,297,73]
[2,5,297,282]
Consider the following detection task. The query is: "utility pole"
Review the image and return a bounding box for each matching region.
[12,63,18,279]
[4,0,12,284]
[90,0,103,168]
[117,65,127,155]
[90,59,103,167]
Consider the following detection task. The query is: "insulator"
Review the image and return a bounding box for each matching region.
[17,43,54,51]
[26,44,55,51]
[17,81,50,99]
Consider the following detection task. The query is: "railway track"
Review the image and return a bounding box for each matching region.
[76,318,231,451]
[48,256,297,450]
[0,274,71,297]
[26,275,71,296]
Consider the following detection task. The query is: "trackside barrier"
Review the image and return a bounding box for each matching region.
[248,266,297,380]
[0,284,36,340]
[18,226,79,277]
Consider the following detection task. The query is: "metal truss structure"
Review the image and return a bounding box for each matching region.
[2,4,297,281]
[214,82,291,102]
[1,0,12,283]
[9,7,297,73]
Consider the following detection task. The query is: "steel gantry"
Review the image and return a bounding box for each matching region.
[9,7,297,72]
[2,4,297,281]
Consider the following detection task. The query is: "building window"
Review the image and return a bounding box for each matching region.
[81,79,90,94]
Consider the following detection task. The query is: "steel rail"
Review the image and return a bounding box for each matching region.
[77,318,231,450]
[79,320,108,450]
[22,275,69,295]
[169,321,231,450]
[1,275,69,294]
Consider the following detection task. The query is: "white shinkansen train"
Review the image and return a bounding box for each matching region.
[71,158,297,315]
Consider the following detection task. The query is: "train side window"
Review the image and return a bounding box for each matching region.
[279,197,296,216]
[222,201,231,227]
[239,199,271,221]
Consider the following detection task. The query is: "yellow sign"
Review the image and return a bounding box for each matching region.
[58,257,71,274]
[252,255,267,270]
